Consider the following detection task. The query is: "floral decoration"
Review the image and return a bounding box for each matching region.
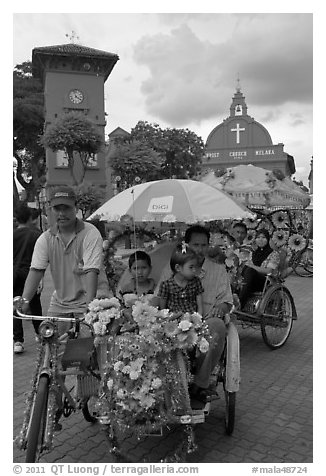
[89,297,210,435]
[265,171,277,188]
[244,217,258,229]
[84,297,122,344]
[243,229,256,246]
[271,229,289,248]
[271,211,289,229]
[287,233,306,252]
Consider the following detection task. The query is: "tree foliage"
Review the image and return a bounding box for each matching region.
[110,121,204,185]
[40,112,104,185]
[130,121,204,179]
[110,140,163,188]
[13,61,46,200]
[74,183,105,219]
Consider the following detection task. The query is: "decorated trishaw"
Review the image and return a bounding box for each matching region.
[200,165,312,349]
[14,179,248,463]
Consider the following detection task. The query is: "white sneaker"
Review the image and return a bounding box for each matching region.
[14,342,24,354]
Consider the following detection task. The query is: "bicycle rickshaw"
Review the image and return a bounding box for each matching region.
[14,179,253,462]
[231,261,297,349]
[221,207,309,349]
[13,293,240,463]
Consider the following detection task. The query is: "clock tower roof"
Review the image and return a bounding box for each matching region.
[32,42,119,82]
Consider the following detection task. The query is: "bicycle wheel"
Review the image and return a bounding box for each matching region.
[302,247,313,276]
[260,286,295,349]
[293,248,313,277]
[224,390,236,435]
[25,375,49,463]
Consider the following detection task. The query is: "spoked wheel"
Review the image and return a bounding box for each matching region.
[260,286,295,349]
[293,248,313,277]
[25,375,49,463]
[81,397,98,423]
[220,347,236,436]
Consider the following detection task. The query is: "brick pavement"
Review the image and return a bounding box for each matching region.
[13,273,313,463]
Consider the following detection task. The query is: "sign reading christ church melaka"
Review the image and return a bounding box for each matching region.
[205,149,276,159]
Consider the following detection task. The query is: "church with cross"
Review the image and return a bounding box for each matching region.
[202,82,296,177]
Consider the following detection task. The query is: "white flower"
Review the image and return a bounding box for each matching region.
[178,320,193,331]
[113,361,124,372]
[151,378,162,389]
[117,388,127,399]
[88,299,102,312]
[107,379,114,390]
[93,321,105,335]
[121,365,131,374]
[198,337,210,353]
[129,370,140,380]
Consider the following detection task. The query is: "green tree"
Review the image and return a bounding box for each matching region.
[13,61,46,201]
[110,140,163,188]
[74,183,105,219]
[130,121,204,179]
[40,112,104,185]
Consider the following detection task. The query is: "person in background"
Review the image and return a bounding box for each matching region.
[157,243,204,315]
[13,204,42,353]
[239,229,280,307]
[155,225,233,403]
[231,222,248,247]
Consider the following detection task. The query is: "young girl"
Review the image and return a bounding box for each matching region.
[157,243,204,315]
[119,250,156,298]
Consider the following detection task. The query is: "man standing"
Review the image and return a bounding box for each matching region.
[13,205,42,353]
[155,225,233,402]
[20,186,103,329]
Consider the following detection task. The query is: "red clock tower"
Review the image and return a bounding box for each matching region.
[32,42,119,194]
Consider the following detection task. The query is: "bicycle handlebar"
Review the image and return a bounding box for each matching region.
[13,297,85,322]
[14,308,85,322]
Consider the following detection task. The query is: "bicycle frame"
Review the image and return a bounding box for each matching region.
[13,305,97,461]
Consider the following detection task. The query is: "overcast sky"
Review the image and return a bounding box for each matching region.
[12,10,313,184]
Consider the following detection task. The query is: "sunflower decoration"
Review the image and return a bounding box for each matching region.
[271,211,289,229]
[271,229,289,248]
[243,229,256,246]
[244,217,258,230]
[287,233,307,252]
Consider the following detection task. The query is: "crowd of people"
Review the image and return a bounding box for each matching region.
[13,185,280,403]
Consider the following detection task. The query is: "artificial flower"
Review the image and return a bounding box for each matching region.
[243,229,256,245]
[288,234,306,252]
[271,211,289,228]
[178,320,193,332]
[271,230,289,248]
[244,217,258,229]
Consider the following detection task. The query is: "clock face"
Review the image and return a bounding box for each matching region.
[69,89,84,104]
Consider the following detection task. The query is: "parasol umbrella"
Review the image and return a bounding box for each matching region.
[88,179,254,223]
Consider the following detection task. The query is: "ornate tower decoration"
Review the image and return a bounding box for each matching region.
[203,79,296,176]
[32,41,119,190]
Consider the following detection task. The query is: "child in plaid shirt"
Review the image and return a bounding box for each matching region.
[157,243,204,315]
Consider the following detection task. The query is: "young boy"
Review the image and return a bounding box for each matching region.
[119,250,156,298]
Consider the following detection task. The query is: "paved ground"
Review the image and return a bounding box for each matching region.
[13,272,313,463]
